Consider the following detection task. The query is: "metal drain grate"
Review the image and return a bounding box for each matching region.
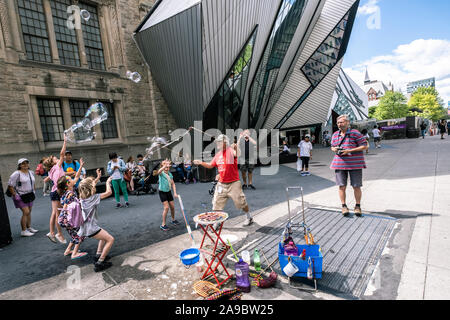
[228,208,396,298]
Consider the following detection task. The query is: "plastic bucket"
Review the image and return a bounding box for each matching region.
[180,248,200,267]
[283,260,299,277]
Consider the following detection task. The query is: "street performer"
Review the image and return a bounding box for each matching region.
[194,133,253,226]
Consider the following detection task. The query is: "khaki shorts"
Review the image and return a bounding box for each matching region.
[213,181,248,211]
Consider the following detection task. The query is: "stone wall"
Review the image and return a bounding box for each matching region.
[0,0,178,188]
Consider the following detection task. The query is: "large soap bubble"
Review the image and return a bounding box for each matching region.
[64,102,108,144]
[84,102,108,127]
[126,71,142,83]
[80,9,90,22]
[65,122,96,144]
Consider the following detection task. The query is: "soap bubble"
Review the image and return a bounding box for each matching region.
[64,102,108,144]
[126,71,141,83]
[65,123,96,144]
[84,102,108,127]
[80,9,90,22]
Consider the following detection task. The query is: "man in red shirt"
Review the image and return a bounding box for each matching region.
[194,134,252,226]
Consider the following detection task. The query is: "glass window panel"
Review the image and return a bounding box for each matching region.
[79,2,105,70]
[50,0,81,67]
[18,0,52,63]
[100,102,118,139]
[37,98,64,142]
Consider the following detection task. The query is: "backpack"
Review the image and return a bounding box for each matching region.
[66,198,84,228]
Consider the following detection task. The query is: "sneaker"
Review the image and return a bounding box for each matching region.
[301,172,307,177]
[160,225,169,232]
[125,202,130,208]
[243,218,253,227]
[171,220,180,225]
[248,185,256,190]
[242,185,248,190]
[193,179,197,184]
[342,206,350,217]
[21,230,34,237]
[354,206,363,217]
[46,232,57,243]
[115,203,123,209]
[94,261,113,273]
[56,234,67,244]
[27,227,38,233]
[305,172,311,176]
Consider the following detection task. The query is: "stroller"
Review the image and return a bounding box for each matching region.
[134,161,159,196]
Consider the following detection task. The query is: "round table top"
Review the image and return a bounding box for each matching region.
[194,211,229,226]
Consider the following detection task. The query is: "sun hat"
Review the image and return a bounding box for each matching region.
[18,158,29,165]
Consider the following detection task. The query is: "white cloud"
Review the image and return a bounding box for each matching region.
[344,39,450,105]
[358,0,380,16]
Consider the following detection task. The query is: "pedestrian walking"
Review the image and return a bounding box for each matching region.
[361,129,370,154]
[7,158,38,237]
[57,158,88,260]
[78,174,115,272]
[438,120,446,140]
[43,137,68,244]
[331,115,369,217]
[155,159,180,231]
[194,134,253,226]
[420,121,427,139]
[372,126,382,148]
[297,135,313,176]
[239,130,257,190]
[107,152,129,208]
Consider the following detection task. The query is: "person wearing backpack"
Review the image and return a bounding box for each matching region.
[56,158,88,260]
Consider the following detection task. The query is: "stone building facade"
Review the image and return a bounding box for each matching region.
[0,0,177,188]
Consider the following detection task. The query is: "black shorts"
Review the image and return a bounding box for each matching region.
[88,229,102,238]
[50,191,61,202]
[159,190,174,203]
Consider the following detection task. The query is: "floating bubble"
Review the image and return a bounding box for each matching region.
[64,102,108,144]
[80,9,90,22]
[65,122,96,144]
[84,102,108,127]
[127,71,142,83]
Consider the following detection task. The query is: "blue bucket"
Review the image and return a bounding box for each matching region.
[180,248,200,266]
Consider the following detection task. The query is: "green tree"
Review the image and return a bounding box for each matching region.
[368,106,377,119]
[408,87,446,121]
[373,91,409,120]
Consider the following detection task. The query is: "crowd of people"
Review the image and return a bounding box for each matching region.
[5,118,448,273]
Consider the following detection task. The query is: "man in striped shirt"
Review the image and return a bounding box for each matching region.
[330,115,369,217]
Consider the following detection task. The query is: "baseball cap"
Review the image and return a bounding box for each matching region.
[18,158,29,165]
[65,151,72,155]
[305,135,311,138]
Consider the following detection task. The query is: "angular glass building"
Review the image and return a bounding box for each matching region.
[134,0,360,132]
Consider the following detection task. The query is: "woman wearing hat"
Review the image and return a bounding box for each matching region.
[7,158,38,237]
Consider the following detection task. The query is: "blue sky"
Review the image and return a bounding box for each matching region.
[342,0,450,104]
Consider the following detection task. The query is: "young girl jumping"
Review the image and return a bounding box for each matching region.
[78,171,115,272]
[56,158,88,260]
[43,136,68,244]
[155,160,179,231]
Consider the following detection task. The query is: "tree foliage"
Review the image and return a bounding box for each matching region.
[408,87,446,121]
[373,91,409,120]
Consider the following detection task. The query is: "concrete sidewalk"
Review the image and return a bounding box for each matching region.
[1,135,449,300]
